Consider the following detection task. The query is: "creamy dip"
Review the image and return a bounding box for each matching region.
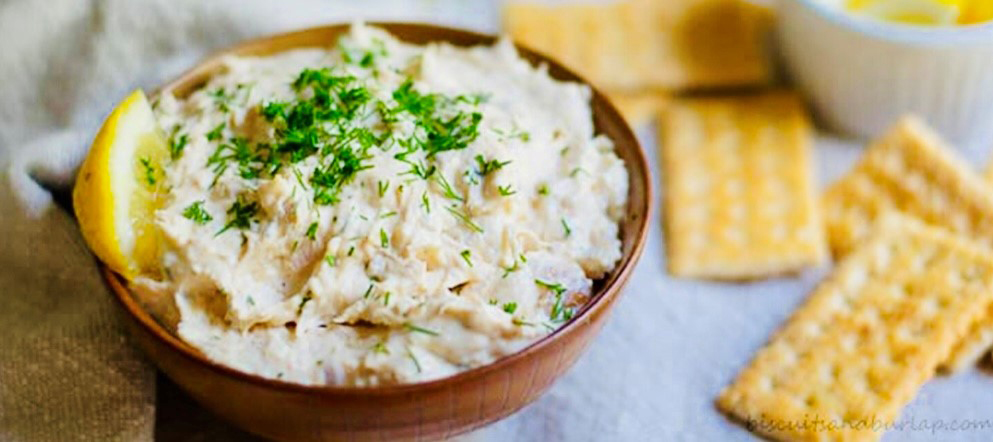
[136,24,628,386]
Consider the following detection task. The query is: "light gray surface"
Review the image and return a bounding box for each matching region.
[3,0,993,440]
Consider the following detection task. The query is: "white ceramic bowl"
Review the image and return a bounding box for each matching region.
[778,0,993,154]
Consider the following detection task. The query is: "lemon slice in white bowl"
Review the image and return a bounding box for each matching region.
[73,90,167,280]
[847,0,960,25]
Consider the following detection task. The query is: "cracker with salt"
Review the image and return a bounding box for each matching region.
[823,116,993,255]
[661,92,826,279]
[503,0,771,91]
[824,117,993,372]
[717,214,993,442]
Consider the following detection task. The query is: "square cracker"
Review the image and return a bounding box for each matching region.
[824,117,993,372]
[823,116,993,256]
[717,214,993,442]
[660,92,827,279]
[503,0,772,91]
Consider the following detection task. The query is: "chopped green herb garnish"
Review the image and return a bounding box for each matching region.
[512,317,535,327]
[535,279,566,296]
[421,192,431,213]
[325,254,336,267]
[387,79,483,157]
[460,249,472,267]
[206,122,225,141]
[535,279,573,323]
[139,157,157,186]
[382,291,391,306]
[502,262,519,278]
[169,133,189,160]
[217,195,259,235]
[363,284,374,299]
[488,299,498,305]
[570,167,589,178]
[377,180,389,197]
[379,228,389,248]
[407,346,422,373]
[372,341,389,354]
[306,222,318,240]
[537,184,549,195]
[404,323,439,336]
[493,126,530,142]
[445,206,483,233]
[561,218,572,237]
[474,155,510,176]
[209,87,235,112]
[434,173,464,202]
[348,245,355,256]
[380,211,397,219]
[502,302,518,314]
[182,201,212,225]
[497,185,516,196]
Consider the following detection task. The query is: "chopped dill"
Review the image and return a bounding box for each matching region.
[474,155,510,176]
[217,195,259,235]
[407,346,422,373]
[497,184,516,196]
[421,192,431,213]
[206,122,225,141]
[139,157,157,185]
[404,323,439,336]
[182,201,212,225]
[169,133,189,160]
[534,279,566,296]
[460,249,472,267]
[306,222,318,240]
[502,302,518,314]
[372,341,389,354]
[445,206,483,233]
[434,173,464,202]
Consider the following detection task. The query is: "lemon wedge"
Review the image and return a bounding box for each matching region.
[73,90,167,279]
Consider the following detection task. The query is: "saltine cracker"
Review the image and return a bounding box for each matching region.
[661,92,826,279]
[503,0,771,91]
[824,117,993,372]
[718,214,993,442]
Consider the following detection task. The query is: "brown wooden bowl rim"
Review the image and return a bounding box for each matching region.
[101,22,653,396]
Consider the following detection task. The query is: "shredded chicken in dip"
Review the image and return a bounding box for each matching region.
[135,24,628,386]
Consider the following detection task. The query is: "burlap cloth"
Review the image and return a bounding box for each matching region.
[0,1,495,440]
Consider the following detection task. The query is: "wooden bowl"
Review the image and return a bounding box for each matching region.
[101,22,652,442]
